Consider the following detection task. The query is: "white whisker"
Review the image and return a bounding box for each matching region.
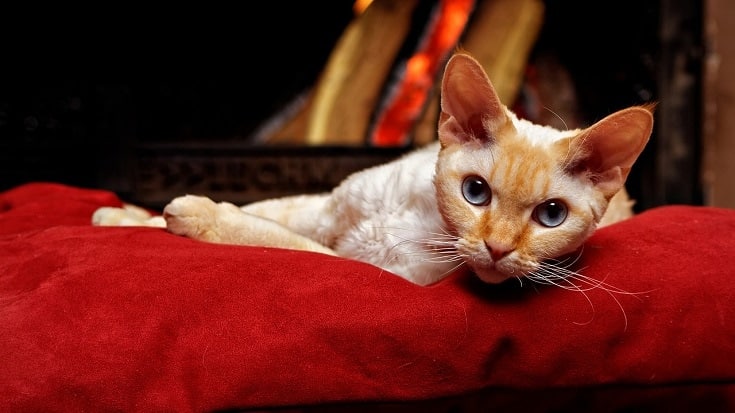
[438,261,468,278]
[544,106,570,130]
[524,255,654,331]
[371,225,466,281]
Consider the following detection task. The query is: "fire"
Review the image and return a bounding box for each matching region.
[370,0,475,147]
[353,0,373,15]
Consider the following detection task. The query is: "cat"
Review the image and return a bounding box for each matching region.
[93,52,654,287]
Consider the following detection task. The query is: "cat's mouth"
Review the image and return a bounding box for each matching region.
[457,241,547,284]
[471,252,583,285]
[468,254,544,284]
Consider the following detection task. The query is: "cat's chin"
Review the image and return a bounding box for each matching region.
[471,268,515,284]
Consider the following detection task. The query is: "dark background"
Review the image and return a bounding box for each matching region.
[0,1,703,211]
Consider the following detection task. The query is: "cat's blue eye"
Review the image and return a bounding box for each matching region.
[462,176,491,206]
[533,199,568,227]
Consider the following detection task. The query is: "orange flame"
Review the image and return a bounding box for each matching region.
[353,0,373,15]
[371,0,475,147]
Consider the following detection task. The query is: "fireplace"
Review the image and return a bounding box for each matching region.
[0,0,702,210]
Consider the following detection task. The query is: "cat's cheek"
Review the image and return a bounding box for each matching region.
[436,194,479,235]
[533,223,591,259]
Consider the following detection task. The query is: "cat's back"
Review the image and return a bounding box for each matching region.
[331,142,440,215]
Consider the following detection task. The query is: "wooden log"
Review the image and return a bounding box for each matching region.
[305,0,419,145]
[253,91,313,145]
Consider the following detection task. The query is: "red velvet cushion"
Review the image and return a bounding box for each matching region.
[1,182,735,411]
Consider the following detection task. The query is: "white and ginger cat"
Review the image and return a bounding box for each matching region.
[93,53,654,287]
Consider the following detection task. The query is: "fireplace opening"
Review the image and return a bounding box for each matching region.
[0,0,702,211]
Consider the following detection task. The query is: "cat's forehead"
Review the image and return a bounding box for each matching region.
[452,138,561,179]
[506,114,580,145]
[491,116,575,164]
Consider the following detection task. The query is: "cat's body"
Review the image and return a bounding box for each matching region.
[242,141,457,286]
[93,53,654,287]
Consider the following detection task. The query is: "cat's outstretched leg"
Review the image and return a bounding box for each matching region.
[163,195,337,256]
[92,204,166,227]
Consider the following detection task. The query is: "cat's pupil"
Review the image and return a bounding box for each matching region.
[533,199,568,228]
[461,176,491,206]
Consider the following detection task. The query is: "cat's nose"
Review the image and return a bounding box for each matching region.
[485,241,514,262]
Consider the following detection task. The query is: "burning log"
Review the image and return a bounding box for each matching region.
[260,0,544,148]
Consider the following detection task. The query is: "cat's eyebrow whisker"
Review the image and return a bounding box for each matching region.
[543,106,569,130]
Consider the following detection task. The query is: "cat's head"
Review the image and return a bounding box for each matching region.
[435,53,654,284]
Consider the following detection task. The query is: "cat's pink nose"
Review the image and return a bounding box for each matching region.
[485,241,513,262]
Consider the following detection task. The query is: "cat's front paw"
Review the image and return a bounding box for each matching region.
[92,204,164,227]
[163,195,241,242]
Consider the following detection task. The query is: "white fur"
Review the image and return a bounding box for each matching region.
[312,142,457,286]
[242,142,456,286]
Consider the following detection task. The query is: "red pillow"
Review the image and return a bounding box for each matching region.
[1,182,735,411]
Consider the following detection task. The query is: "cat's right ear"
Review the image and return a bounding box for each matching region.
[437,53,509,146]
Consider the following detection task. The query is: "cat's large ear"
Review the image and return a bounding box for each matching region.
[559,105,654,198]
[438,53,510,146]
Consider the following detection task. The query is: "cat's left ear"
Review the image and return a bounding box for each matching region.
[560,105,655,198]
